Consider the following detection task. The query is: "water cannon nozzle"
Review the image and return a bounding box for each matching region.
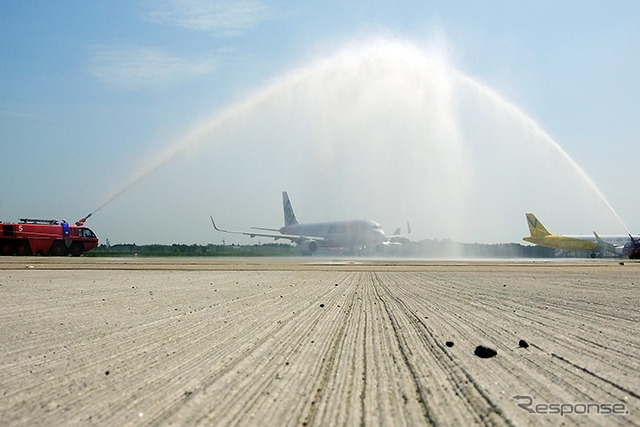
[75,212,93,226]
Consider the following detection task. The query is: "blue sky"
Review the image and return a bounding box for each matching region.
[2,1,639,245]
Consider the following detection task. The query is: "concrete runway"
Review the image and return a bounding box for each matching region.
[1,257,638,426]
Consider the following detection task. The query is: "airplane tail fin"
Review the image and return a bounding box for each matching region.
[282,191,299,227]
[526,213,550,237]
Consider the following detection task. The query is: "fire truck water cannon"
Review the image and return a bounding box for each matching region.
[75,212,92,226]
[1,214,99,257]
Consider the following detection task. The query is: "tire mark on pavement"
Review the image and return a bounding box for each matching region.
[551,353,640,400]
[371,272,511,426]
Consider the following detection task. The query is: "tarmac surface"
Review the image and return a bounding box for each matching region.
[0,257,638,426]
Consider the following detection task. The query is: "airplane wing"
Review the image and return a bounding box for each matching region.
[211,217,328,244]
[251,227,281,232]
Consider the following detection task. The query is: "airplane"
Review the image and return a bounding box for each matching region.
[523,213,639,258]
[211,191,410,255]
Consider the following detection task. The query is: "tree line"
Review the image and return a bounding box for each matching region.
[86,240,558,258]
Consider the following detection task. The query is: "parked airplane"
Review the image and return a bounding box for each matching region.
[523,213,639,258]
[211,191,410,254]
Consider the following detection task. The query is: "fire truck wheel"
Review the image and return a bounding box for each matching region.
[0,241,14,256]
[69,243,84,257]
[16,241,31,256]
[50,241,68,256]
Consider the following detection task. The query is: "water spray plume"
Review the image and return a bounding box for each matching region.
[93,38,462,213]
[92,76,301,216]
[92,37,629,240]
[452,72,631,236]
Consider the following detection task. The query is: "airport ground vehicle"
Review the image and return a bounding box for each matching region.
[623,237,640,259]
[0,218,99,256]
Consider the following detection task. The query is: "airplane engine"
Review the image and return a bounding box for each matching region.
[297,239,318,255]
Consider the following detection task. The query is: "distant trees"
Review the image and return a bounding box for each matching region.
[87,243,297,257]
[87,240,557,258]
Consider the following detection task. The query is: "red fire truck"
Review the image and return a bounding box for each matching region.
[0,218,99,256]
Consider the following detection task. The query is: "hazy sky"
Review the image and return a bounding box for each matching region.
[2,1,639,245]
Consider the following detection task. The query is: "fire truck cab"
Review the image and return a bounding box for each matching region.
[0,218,99,257]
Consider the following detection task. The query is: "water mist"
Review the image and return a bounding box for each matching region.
[94,37,628,244]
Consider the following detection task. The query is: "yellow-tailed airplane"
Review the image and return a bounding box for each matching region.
[523,213,636,257]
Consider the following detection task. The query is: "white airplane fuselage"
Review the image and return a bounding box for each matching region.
[281,219,387,249]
